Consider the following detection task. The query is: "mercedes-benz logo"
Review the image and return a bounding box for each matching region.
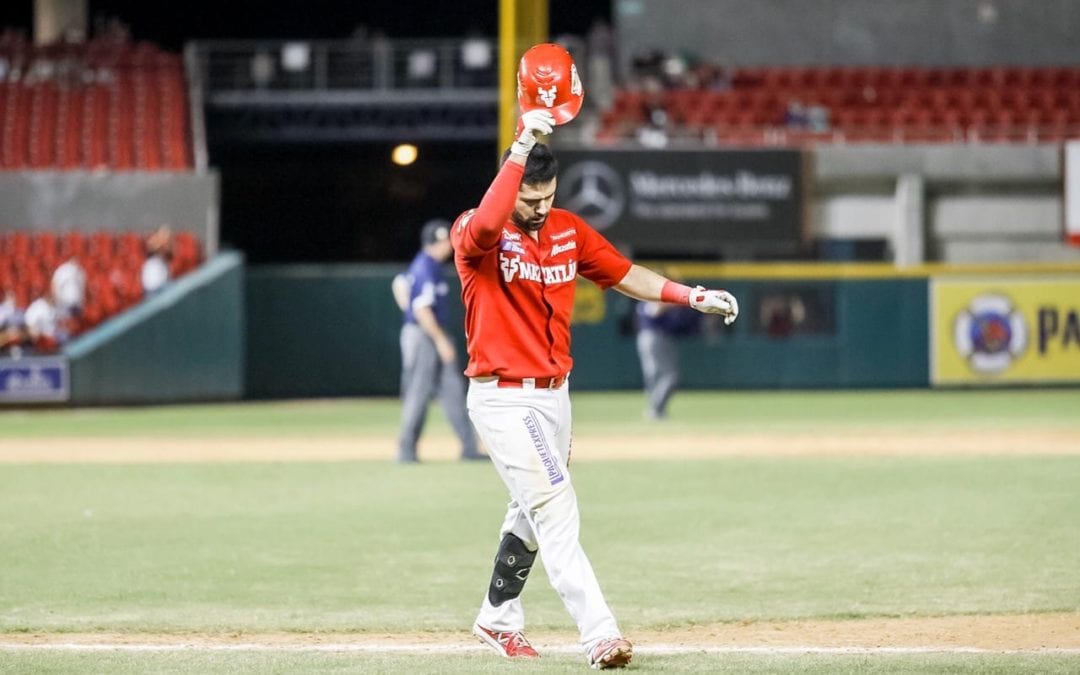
[559,161,625,230]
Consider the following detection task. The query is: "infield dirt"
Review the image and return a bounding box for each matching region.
[1,428,1077,463]
[2,613,1079,651]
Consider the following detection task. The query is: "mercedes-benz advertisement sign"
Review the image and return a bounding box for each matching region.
[555,149,804,257]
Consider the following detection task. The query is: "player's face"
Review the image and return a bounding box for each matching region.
[512,178,557,232]
[430,238,453,262]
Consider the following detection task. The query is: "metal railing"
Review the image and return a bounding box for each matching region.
[191,38,502,94]
[187,36,589,143]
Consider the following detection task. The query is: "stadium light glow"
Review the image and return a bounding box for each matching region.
[392,143,419,166]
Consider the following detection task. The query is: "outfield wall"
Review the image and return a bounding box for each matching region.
[244,265,416,398]
[572,276,928,390]
[243,263,1080,397]
[8,261,1074,404]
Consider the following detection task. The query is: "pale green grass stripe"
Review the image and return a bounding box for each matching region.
[2,389,1078,438]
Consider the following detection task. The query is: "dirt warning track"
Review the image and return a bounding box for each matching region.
[0,428,1077,463]
[2,614,1079,652]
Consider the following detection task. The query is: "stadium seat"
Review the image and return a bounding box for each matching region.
[602,64,1080,146]
[0,228,204,353]
[55,85,84,168]
[0,36,193,171]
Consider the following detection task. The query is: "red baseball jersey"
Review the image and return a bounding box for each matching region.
[452,163,632,380]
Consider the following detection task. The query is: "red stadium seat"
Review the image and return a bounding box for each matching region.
[603,64,1080,147]
[2,82,31,168]
[942,67,973,88]
[0,37,192,172]
[55,85,84,169]
[82,83,110,169]
[28,82,58,168]
[59,231,87,259]
[11,232,31,257]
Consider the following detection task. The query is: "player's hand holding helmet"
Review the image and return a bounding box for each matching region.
[689,286,739,325]
[510,109,556,157]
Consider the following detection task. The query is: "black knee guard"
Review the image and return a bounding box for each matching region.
[486,533,537,607]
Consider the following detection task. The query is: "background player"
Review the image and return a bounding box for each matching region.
[453,95,738,668]
[634,295,702,420]
[392,219,485,463]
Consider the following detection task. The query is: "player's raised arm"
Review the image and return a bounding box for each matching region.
[453,110,555,254]
[614,264,740,325]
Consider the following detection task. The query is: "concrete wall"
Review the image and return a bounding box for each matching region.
[616,0,1080,70]
[811,144,1080,264]
[0,171,221,254]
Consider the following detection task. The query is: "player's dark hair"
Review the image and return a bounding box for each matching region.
[501,143,558,185]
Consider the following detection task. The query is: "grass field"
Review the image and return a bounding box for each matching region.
[1,389,1079,673]
[3,389,1079,437]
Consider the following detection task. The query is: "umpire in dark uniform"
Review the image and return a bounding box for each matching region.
[392,219,486,463]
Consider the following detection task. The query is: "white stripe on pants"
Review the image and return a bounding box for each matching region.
[467,377,620,649]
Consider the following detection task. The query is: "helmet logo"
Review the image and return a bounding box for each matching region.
[538,85,557,107]
[570,64,583,96]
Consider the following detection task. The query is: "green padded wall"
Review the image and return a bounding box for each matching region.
[66,252,245,404]
[244,265,929,397]
[244,265,442,398]
[569,278,929,390]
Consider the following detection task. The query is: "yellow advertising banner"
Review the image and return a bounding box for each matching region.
[931,277,1080,385]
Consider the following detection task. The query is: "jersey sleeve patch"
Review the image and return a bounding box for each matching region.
[452,209,488,257]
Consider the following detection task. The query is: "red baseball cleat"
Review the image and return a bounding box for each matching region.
[588,637,633,669]
[473,623,540,659]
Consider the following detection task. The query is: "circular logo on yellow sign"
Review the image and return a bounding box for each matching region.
[953,294,1027,374]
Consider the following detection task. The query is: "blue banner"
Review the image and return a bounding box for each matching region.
[0,356,70,403]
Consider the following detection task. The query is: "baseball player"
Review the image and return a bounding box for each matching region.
[635,298,702,420]
[393,219,485,463]
[453,62,738,668]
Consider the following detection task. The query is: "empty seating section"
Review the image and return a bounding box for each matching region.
[0,33,192,170]
[600,66,1080,145]
[0,230,202,339]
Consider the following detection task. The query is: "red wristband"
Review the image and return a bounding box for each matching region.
[660,280,692,305]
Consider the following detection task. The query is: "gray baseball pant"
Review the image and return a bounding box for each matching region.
[635,328,679,419]
[398,323,478,461]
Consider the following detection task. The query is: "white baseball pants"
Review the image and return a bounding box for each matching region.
[467,377,621,649]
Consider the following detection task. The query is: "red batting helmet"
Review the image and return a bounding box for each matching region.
[517,43,584,125]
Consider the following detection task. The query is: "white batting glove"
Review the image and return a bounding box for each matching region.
[689,286,739,325]
[510,110,556,157]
